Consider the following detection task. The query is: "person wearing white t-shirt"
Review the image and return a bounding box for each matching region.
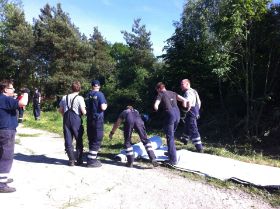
[59,81,86,166]
[180,79,203,153]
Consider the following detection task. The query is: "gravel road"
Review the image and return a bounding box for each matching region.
[1,126,277,209]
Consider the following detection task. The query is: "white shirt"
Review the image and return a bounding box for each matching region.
[59,93,86,115]
[184,88,201,108]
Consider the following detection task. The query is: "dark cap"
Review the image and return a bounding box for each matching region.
[91,80,100,87]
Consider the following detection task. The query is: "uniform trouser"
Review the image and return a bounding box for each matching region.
[164,108,180,164]
[0,130,16,181]
[87,117,104,163]
[63,113,84,160]
[123,120,156,162]
[184,112,203,151]
[18,107,24,122]
[33,104,40,119]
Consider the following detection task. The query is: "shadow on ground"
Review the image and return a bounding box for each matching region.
[14,153,67,165]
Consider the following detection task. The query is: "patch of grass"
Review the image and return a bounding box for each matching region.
[17,133,41,137]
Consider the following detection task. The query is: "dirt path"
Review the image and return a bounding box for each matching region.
[1,126,277,209]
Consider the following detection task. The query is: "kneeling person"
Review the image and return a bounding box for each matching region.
[109,106,159,168]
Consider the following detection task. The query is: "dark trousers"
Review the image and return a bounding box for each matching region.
[18,107,24,122]
[164,107,180,164]
[87,117,104,151]
[0,130,16,174]
[63,113,84,154]
[123,113,156,161]
[184,110,202,151]
[124,115,148,148]
[33,104,40,119]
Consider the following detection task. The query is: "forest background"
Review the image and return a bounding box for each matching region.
[0,0,280,155]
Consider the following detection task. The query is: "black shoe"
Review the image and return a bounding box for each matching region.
[151,160,159,167]
[68,160,75,166]
[4,178,14,184]
[75,159,83,166]
[125,162,133,168]
[163,160,177,167]
[164,152,169,156]
[87,159,102,168]
[0,185,16,193]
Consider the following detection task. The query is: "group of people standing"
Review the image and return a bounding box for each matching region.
[0,78,203,193]
[58,79,203,169]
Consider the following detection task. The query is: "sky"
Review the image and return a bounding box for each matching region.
[21,0,186,56]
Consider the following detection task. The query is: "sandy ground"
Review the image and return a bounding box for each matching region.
[1,125,278,209]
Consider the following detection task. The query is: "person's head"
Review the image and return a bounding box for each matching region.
[0,79,15,96]
[155,82,166,93]
[34,87,38,93]
[126,105,134,110]
[91,80,100,90]
[181,79,191,91]
[71,81,81,92]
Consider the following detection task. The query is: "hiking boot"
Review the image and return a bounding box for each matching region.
[75,159,83,166]
[163,160,177,167]
[87,159,102,168]
[151,160,159,167]
[125,162,133,168]
[0,184,16,193]
[3,178,14,184]
[164,151,169,156]
[68,160,75,166]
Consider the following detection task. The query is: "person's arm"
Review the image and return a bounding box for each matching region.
[154,100,160,111]
[80,97,87,115]
[109,118,122,139]
[58,106,64,116]
[18,93,28,107]
[177,95,188,109]
[101,103,107,111]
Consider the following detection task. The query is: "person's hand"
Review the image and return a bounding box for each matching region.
[109,131,114,139]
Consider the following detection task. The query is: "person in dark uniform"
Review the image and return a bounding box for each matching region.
[85,80,107,168]
[153,82,187,166]
[180,79,203,152]
[59,81,86,166]
[109,106,159,168]
[33,88,41,120]
[0,79,29,193]
[17,88,27,123]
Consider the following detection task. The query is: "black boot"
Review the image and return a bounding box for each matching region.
[146,149,159,167]
[126,155,134,168]
[76,149,83,166]
[66,149,75,166]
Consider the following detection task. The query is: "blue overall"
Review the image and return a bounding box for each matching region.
[33,92,41,120]
[63,95,84,158]
[164,107,180,164]
[183,91,203,152]
[122,109,156,162]
[0,93,18,185]
[157,91,180,164]
[86,90,107,165]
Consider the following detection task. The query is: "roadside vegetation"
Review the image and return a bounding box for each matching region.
[21,109,280,207]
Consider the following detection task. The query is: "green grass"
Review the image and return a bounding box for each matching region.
[20,110,280,207]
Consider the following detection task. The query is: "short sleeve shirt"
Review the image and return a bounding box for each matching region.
[0,93,19,129]
[184,88,200,108]
[59,93,86,116]
[156,90,178,111]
